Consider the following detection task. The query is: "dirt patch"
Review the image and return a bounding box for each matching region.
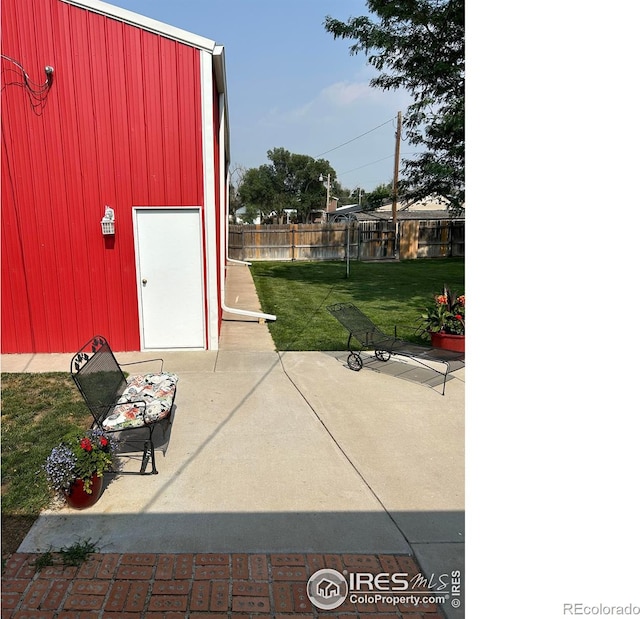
[2,515,37,564]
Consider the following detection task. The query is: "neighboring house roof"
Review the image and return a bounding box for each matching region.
[329,197,464,222]
[376,197,452,212]
[354,209,462,222]
[330,203,361,218]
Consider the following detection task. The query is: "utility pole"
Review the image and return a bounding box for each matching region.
[319,173,331,219]
[325,172,331,210]
[392,110,402,258]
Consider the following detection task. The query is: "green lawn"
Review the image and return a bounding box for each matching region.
[250,257,464,350]
[1,373,92,558]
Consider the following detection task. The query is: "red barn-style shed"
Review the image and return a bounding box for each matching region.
[2,0,231,353]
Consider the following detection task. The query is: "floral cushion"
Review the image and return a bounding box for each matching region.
[101,373,178,432]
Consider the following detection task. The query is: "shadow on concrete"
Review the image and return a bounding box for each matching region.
[9,509,465,618]
[332,352,465,391]
[112,412,176,475]
[17,509,464,572]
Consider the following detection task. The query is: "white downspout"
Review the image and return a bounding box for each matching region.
[222,298,276,322]
[221,213,276,321]
[213,67,275,322]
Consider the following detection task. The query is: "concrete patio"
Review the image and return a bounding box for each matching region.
[2,262,465,617]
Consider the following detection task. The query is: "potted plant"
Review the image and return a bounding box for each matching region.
[43,429,118,509]
[419,286,465,352]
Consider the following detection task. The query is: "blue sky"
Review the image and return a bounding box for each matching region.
[107,0,412,193]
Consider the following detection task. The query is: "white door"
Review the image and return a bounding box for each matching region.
[134,208,205,349]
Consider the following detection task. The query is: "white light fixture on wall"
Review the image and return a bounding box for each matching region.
[101,205,115,235]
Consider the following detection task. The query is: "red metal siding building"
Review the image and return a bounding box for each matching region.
[1,0,230,353]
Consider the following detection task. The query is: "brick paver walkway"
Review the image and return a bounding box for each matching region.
[2,552,448,618]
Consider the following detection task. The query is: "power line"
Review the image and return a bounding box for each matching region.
[337,155,394,177]
[316,114,421,184]
[337,151,420,178]
[315,117,394,158]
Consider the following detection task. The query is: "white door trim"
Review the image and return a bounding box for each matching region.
[132,206,206,351]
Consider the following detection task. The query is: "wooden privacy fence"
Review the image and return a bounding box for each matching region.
[228,220,464,262]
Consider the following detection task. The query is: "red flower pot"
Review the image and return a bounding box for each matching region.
[430,331,465,353]
[65,474,104,509]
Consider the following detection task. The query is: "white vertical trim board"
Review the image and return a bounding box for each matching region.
[200,49,219,350]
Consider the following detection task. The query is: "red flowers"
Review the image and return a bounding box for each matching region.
[81,434,110,451]
[420,286,465,337]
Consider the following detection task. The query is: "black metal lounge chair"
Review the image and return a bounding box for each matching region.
[70,335,178,474]
[327,302,464,395]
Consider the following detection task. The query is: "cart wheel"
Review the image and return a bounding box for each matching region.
[347,353,363,371]
[375,350,391,362]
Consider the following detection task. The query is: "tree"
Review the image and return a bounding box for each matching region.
[238,203,262,224]
[363,182,392,211]
[238,148,336,223]
[228,164,246,222]
[331,179,352,207]
[237,165,277,222]
[349,187,367,206]
[325,0,464,213]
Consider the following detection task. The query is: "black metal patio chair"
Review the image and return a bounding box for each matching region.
[70,335,178,474]
[327,302,464,395]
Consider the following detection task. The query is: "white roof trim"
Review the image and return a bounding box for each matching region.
[212,45,227,95]
[212,46,230,159]
[60,0,216,51]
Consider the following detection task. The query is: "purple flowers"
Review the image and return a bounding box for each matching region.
[43,429,119,495]
[43,444,78,493]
